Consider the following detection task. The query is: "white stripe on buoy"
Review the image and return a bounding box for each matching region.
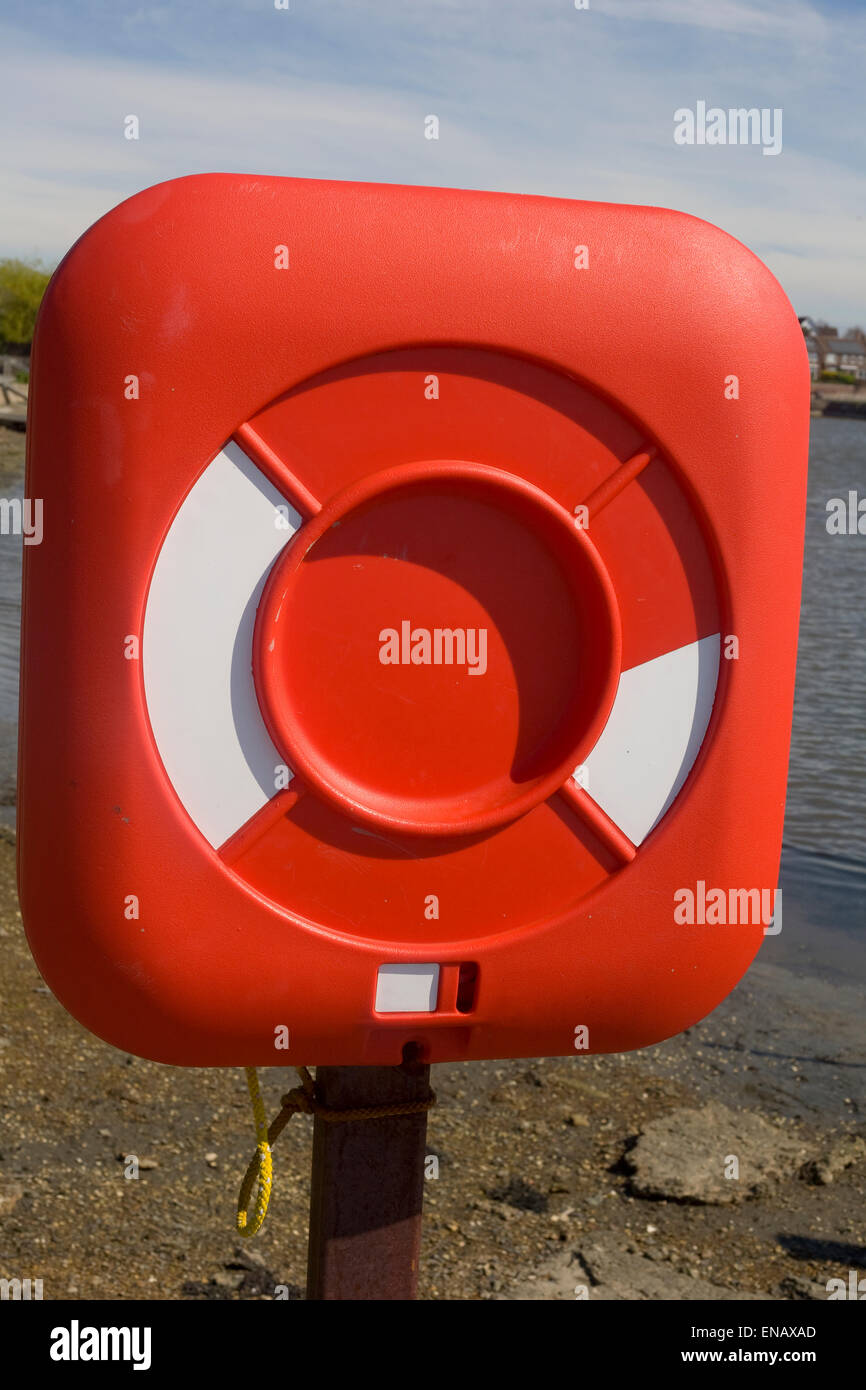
[580,634,720,846]
[143,442,300,848]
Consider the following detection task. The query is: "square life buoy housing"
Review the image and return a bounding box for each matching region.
[18,176,809,1065]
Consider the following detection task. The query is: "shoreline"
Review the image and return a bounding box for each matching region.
[810,384,866,418]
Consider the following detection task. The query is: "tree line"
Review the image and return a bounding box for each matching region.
[0,259,52,350]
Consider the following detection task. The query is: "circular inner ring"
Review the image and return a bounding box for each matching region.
[254,460,621,836]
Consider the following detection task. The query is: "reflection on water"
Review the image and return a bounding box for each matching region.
[1,418,863,959]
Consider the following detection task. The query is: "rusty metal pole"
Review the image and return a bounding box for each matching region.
[305,1057,432,1300]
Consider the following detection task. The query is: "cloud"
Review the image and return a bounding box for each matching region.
[609,0,829,43]
[0,5,862,324]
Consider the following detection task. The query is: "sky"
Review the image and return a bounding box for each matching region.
[1,0,864,328]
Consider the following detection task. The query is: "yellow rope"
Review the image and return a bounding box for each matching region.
[236,1065,436,1237]
[236,1066,274,1237]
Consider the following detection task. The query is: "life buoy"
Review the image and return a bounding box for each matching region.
[18,176,809,1064]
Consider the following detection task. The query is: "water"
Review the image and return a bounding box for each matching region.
[786,416,866,862]
[777,415,866,980]
[0,450,24,820]
[1,419,863,958]
[0,470,24,717]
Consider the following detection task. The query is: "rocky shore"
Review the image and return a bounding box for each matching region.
[1,829,863,1301]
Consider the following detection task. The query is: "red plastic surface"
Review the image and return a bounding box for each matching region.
[18,175,810,1065]
[254,459,621,837]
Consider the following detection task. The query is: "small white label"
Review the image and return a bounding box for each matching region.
[375,964,440,1013]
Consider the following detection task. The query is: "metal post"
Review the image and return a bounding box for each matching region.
[305,1058,431,1300]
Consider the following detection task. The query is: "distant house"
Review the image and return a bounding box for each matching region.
[803,335,822,380]
[799,318,827,379]
[820,336,866,380]
[798,320,866,382]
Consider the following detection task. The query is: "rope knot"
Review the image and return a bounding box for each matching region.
[237,1065,435,1237]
